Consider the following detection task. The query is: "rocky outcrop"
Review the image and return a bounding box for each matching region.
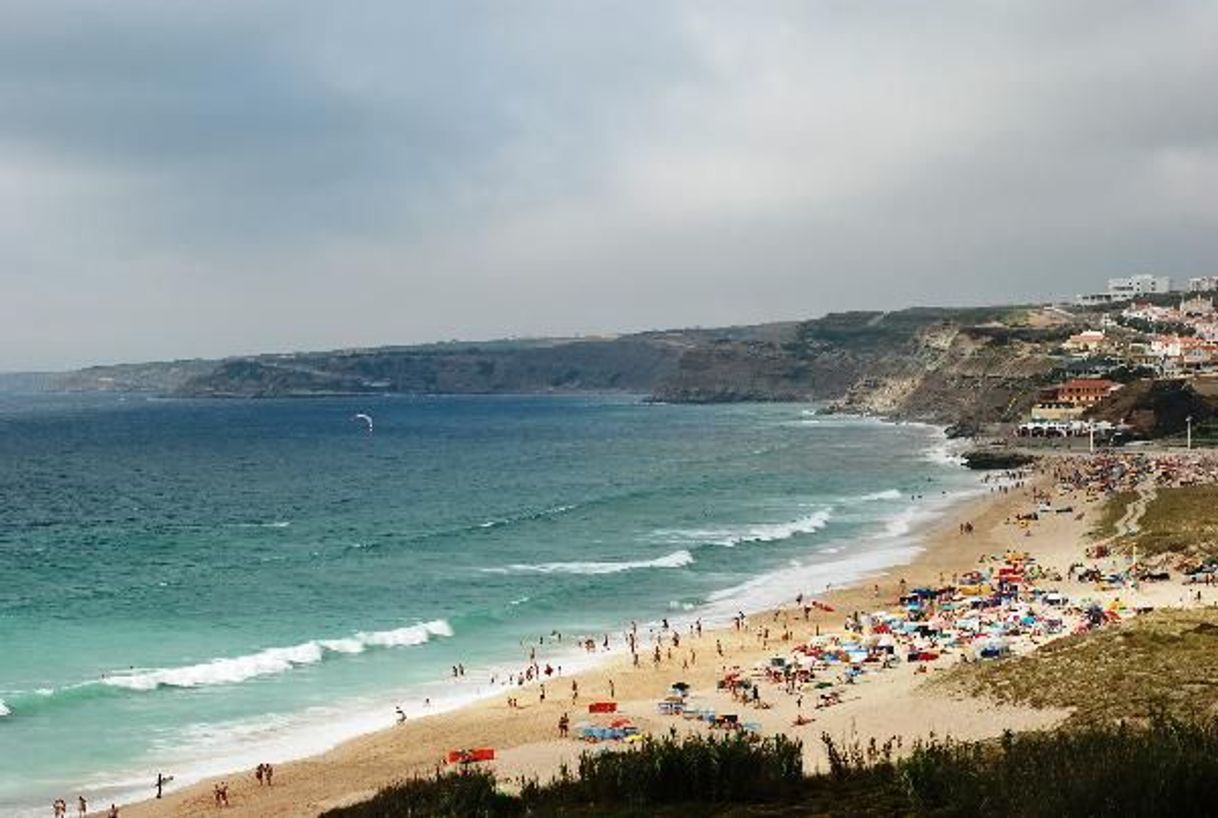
[962,450,1037,470]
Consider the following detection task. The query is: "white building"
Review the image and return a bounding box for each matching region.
[1107,275,1172,297]
[1077,274,1173,305]
[1189,276,1218,292]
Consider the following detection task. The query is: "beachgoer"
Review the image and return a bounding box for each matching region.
[109,805,119,818]
[571,679,579,702]
[265,765,273,786]
[558,712,569,737]
[539,684,546,703]
[609,678,616,698]
[77,796,87,818]
[396,706,407,724]
[256,763,264,785]
[53,799,66,818]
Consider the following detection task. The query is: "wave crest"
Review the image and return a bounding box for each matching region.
[660,510,833,548]
[100,619,453,692]
[484,549,694,576]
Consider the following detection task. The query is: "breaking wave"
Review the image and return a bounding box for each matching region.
[659,510,833,548]
[99,620,453,692]
[483,549,694,576]
[855,488,902,502]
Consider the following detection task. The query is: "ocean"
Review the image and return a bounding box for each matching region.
[0,393,975,813]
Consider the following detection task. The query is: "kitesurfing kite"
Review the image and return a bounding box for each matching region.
[352,413,374,433]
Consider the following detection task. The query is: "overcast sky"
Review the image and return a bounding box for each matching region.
[2,1,1216,370]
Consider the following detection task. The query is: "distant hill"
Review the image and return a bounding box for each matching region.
[32,305,1082,425]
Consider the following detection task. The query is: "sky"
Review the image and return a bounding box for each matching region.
[2,2,1217,371]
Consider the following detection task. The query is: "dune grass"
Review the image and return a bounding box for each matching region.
[1090,490,1135,542]
[1125,485,1218,558]
[321,715,1218,817]
[934,608,1218,725]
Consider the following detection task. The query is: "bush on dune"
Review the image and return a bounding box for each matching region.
[322,715,1218,818]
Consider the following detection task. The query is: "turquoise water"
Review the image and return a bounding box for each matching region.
[0,394,973,812]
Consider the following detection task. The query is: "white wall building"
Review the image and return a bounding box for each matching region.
[1189,276,1218,292]
[1107,275,1172,297]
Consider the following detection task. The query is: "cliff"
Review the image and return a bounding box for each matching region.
[37,306,1081,426]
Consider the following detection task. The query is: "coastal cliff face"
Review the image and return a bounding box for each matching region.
[39,307,1075,425]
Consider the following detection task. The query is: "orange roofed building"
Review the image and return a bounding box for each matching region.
[1056,378,1120,407]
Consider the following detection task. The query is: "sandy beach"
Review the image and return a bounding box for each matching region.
[112,452,1211,818]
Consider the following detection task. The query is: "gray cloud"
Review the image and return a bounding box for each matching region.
[1,1,1216,369]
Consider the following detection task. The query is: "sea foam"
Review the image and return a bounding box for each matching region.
[856,488,902,502]
[100,619,452,692]
[0,698,10,717]
[484,549,694,576]
[660,509,832,548]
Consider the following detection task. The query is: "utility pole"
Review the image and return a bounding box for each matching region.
[1187,415,1193,450]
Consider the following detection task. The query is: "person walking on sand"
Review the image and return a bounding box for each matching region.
[265,764,273,786]
[609,678,615,698]
[52,799,66,818]
[558,712,569,738]
[571,679,578,703]
[396,706,407,724]
[109,805,119,818]
[77,796,87,817]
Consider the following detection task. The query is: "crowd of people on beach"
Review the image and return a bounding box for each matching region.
[72,451,1218,814]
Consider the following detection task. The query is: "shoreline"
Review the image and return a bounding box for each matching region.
[110,450,1020,818]
[5,412,972,818]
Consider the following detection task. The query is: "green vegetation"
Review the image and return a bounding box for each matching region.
[1091,491,1135,541]
[322,717,1218,817]
[1123,485,1218,557]
[935,609,1218,725]
[1086,379,1217,438]
[789,306,1021,353]
[321,734,811,818]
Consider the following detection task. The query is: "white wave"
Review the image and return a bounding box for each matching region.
[662,509,833,547]
[855,488,902,502]
[731,511,832,545]
[101,620,452,692]
[0,698,10,717]
[232,521,291,529]
[702,543,922,618]
[924,442,966,466]
[884,507,919,538]
[484,549,694,576]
